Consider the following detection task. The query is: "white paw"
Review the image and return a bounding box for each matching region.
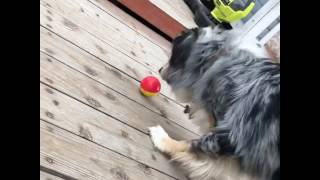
[149,125,169,152]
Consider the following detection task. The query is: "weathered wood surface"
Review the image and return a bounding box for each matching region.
[40,1,180,102]
[40,52,197,140]
[40,27,201,135]
[114,0,187,39]
[40,120,177,180]
[150,0,197,29]
[41,0,167,72]
[40,171,65,180]
[40,83,187,179]
[89,0,172,53]
[39,0,202,179]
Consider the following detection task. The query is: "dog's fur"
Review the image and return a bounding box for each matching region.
[149,26,280,180]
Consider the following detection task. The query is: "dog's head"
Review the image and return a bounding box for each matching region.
[159,26,229,101]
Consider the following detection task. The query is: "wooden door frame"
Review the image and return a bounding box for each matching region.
[113,0,187,39]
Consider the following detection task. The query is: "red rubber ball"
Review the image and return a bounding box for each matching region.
[140,76,161,96]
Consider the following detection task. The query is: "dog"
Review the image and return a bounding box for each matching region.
[149,26,280,180]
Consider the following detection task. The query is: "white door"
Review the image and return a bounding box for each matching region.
[231,0,280,58]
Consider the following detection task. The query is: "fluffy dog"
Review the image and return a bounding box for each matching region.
[149,26,280,180]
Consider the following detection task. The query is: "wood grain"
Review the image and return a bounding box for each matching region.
[41,0,167,72]
[149,0,197,29]
[40,52,197,140]
[39,0,202,178]
[40,120,176,180]
[115,0,187,39]
[40,4,179,102]
[40,27,201,135]
[88,0,171,53]
[40,83,188,179]
[40,171,65,180]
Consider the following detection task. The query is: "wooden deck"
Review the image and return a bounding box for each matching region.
[115,0,197,39]
[40,0,200,179]
[150,0,197,29]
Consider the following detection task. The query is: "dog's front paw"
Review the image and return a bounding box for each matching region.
[149,125,170,152]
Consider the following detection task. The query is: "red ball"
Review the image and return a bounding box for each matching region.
[140,76,161,96]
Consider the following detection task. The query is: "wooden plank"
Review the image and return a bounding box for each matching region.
[40,83,187,179]
[149,0,197,29]
[40,3,178,102]
[88,0,171,53]
[40,171,65,180]
[40,52,197,140]
[40,27,201,135]
[40,120,176,180]
[41,0,168,71]
[115,0,187,39]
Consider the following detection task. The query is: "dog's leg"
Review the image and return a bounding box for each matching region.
[149,125,215,179]
[149,126,233,156]
[149,126,249,180]
[149,125,190,155]
[191,129,235,156]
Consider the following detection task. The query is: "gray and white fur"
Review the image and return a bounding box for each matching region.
[159,26,280,180]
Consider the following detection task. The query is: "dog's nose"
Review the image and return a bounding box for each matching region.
[158,67,163,73]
